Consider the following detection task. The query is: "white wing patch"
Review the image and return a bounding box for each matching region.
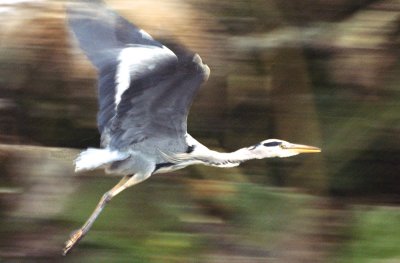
[138,29,153,40]
[115,45,177,109]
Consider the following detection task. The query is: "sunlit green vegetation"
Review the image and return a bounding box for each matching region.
[336,207,400,263]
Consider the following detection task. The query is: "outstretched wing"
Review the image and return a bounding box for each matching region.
[67,1,210,151]
[110,52,209,151]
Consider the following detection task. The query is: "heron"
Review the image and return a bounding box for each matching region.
[64,1,321,255]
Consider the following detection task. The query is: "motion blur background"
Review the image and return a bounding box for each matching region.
[0,0,399,262]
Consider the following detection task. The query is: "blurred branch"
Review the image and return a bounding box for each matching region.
[231,25,329,51]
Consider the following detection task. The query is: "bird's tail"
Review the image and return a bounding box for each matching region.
[74,148,129,172]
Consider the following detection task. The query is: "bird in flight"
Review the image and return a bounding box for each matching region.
[64,1,321,255]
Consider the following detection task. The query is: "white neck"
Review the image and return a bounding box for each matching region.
[201,147,257,168]
[161,145,261,169]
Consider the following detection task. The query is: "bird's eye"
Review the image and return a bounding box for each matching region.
[263,141,282,147]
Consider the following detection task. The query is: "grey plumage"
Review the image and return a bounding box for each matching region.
[68,4,161,132]
[68,2,210,174]
[64,1,320,255]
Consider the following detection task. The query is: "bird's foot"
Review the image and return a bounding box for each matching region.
[63,229,83,255]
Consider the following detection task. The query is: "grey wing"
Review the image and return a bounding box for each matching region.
[67,1,210,153]
[109,51,210,153]
[67,1,172,132]
[67,1,161,68]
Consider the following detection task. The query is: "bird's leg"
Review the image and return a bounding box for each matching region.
[63,174,132,255]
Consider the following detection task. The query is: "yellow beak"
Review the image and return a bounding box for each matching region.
[284,143,321,153]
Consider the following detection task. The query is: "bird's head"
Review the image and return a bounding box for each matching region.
[248,139,321,158]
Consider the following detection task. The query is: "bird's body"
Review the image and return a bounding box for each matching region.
[64,1,321,255]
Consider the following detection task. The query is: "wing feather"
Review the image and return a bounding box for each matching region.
[68,1,174,132]
[68,2,210,154]
[109,52,209,151]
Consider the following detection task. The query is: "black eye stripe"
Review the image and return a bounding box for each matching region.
[263,141,282,147]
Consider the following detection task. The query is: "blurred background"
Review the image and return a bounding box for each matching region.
[0,0,399,262]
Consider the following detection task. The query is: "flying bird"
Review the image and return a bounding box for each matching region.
[64,1,321,255]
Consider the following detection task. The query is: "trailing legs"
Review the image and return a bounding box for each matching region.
[63,173,150,255]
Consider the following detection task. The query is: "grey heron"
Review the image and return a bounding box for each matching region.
[64,1,321,255]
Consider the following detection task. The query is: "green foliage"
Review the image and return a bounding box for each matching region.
[336,207,400,263]
[59,177,312,262]
[228,183,311,244]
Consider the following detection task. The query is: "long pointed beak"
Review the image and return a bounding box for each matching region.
[284,143,321,153]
